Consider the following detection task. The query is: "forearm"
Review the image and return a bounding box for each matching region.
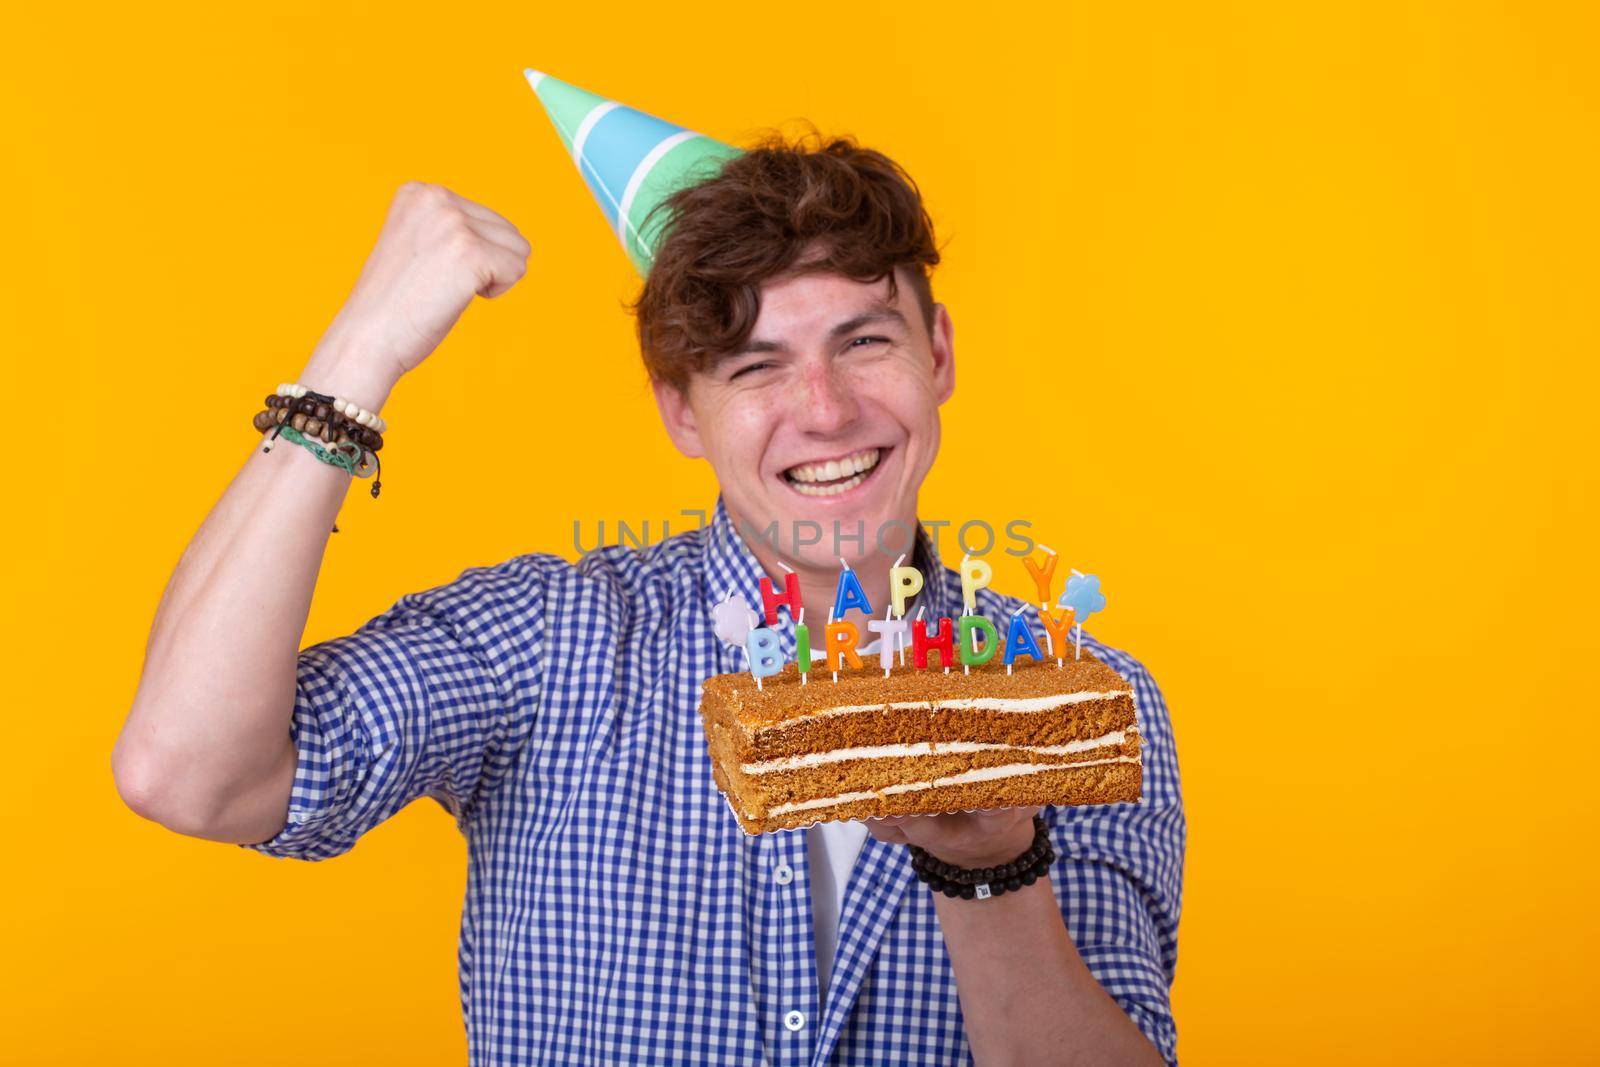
[113,325,399,840]
[934,877,1165,1066]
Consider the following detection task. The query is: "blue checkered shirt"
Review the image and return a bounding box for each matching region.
[244,498,1185,1065]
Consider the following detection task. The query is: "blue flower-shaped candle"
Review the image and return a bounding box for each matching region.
[1057,574,1106,660]
[1058,575,1105,621]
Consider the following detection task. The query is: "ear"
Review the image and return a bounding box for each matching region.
[929,302,955,405]
[651,375,706,459]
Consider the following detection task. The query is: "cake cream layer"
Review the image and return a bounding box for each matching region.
[739,730,1132,774]
[768,689,1132,718]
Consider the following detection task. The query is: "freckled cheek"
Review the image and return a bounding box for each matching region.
[706,393,786,472]
[848,363,939,430]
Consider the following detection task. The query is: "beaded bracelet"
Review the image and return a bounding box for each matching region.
[256,394,385,454]
[907,814,1054,900]
[255,403,383,464]
[275,381,388,433]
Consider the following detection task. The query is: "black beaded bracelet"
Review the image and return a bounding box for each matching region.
[906,814,1054,900]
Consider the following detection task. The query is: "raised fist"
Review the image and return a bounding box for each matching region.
[324,181,532,382]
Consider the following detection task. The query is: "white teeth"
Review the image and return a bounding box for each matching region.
[784,448,881,486]
[790,472,867,497]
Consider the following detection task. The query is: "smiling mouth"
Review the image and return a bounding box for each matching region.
[782,447,885,497]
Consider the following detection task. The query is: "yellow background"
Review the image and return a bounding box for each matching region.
[4,2,1596,1063]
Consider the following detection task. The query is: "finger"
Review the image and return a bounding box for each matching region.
[1013,805,1043,826]
[463,214,532,260]
[446,189,521,232]
[864,819,907,844]
[475,240,529,299]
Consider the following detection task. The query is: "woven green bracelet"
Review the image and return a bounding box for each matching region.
[259,421,383,499]
[274,424,361,475]
[262,419,387,499]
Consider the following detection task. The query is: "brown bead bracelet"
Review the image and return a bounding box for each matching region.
[256,392,385,453]
[249,399,380,451]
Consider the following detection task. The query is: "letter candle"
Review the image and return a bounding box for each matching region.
[958,615,999,672]
[1024,546,1062,665]
[887,555,901,672]
[888,552,922,666]
[913,605,949,674]
[867,603,910,679]
[833,556,874,618]
[759,562,803,626]
[1039,606,1075,669]
[874,599,892,679]
[1022,544,1057,608]
[959,554,992,614]
[795,607,810,686]
[827,608,835,683]
[745,626,782,689]
[1003,605,1043,674]
[825,616,863,681]
[911,612,956,672]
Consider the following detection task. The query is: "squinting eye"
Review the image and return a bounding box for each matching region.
[730,361,773,380]
[849,336,889,349]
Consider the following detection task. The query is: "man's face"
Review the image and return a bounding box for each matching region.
[653,262,955,571]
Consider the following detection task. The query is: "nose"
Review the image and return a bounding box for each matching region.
[794,356,860,436]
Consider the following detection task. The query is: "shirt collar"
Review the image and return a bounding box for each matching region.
[703,495,766,614]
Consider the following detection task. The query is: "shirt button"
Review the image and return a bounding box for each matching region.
[784,1010,805,1032]
[773,863,793,885]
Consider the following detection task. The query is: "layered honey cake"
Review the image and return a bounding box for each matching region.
[699,650,1142,835]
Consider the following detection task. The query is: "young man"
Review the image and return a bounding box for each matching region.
[114,127,1184,1065]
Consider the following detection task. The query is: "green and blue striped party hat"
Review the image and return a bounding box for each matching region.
[523,69,743,276]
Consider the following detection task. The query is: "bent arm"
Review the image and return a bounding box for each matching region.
[115,181,534,846]
[113,332,400,844]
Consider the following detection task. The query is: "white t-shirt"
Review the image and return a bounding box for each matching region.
[804,624,902,1000]
[808,819,869,1000]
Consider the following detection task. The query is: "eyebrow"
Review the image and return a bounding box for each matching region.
[730,307,909,357]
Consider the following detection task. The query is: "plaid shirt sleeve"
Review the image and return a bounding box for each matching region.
[1047,646,1186,1066]
[239,560,543,862]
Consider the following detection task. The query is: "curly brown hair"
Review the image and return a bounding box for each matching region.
[630,126,943,391]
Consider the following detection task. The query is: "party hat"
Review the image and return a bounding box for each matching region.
[523,69,743,276]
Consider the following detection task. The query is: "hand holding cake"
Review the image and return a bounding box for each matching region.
[864,805,1042,869]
